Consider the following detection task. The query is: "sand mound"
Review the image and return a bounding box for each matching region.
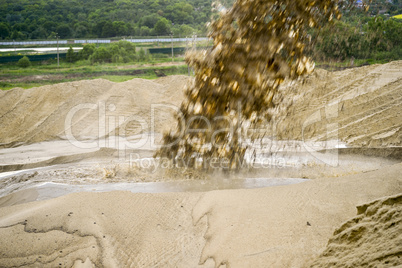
[311,194,402,267]
[273,61,402,147]
[0,76,188,147]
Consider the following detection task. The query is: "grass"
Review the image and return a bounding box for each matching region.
[0,59,189,90]
[1,51,396,90]
[314,58,395,71]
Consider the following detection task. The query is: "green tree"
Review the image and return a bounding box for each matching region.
[140,26,151,36]
[56,24,71,39]
[179,24,195,36]
[66,46,76,62]
[79,43,96,60]
[0,22,10,39]
[154,18,171,35]
[17,56,31,68]
[141,14,160,28]
[101,21,115,37]
[109,41,137,63]
[90,47,112,63]
[112,21,128,36]
[138,47,146,60]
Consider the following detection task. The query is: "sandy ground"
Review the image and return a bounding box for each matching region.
[0,163,400,267]
[0,62,401,267]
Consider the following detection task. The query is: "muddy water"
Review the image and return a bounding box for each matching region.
[0,138,398,207]
[0,176,308,208]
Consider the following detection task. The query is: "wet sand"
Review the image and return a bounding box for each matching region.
[0,163,400,267]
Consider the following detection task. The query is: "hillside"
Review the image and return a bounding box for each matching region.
[0,0,232,40]
[0,0,400,41]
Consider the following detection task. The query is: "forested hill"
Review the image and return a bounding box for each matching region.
[0,0,400,41]
[0,0,237,40]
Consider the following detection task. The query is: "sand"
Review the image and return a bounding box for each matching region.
[1,62,401,149]
[0,62,401,267]
[272,61,402,147]
[0,163,401,267]
[310,193,402,267]
[0,76,188,147]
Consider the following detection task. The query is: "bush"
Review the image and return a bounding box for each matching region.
[17,56,31,68]
[90,47,112,63]
[79,44,96,60]
[66,46,76,63]
[89,41,137,64]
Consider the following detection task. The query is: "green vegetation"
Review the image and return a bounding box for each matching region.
[0,0,401,91]
[17,55,30,68]
[313,16,402,62]
[90,41,138,63]
[0,60,189,90]
[0,0,237,40]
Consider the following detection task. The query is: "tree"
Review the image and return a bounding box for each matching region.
[112,21,128,36]
[140,26,151,36]
[90,47,112,63]
[138,47,146,60]
[154,18,171,35]
[141,14,160,28]
[56,24,71,39]
[79,43,96,60]
[101,21,115,37]
[17,56,31,68]
[66,46,76,62]
[0,22,10,39]
[179,24,195,36]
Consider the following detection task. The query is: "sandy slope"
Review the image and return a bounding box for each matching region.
[0,76,188,147]
[273,61,402,147]
[0,163,400,267]
[310,193,402,268]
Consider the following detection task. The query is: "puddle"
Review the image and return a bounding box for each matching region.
[37,177,307,197]
[0,177,308,207]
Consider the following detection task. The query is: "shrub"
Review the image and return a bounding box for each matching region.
[17,56,31,68]
[66,46,76,62]
[90,47,112,63]
[79,44,96,60]
[89,41,137,64]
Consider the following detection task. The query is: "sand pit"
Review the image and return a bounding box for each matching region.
[0,62,401,267]
[0,163,401,267]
